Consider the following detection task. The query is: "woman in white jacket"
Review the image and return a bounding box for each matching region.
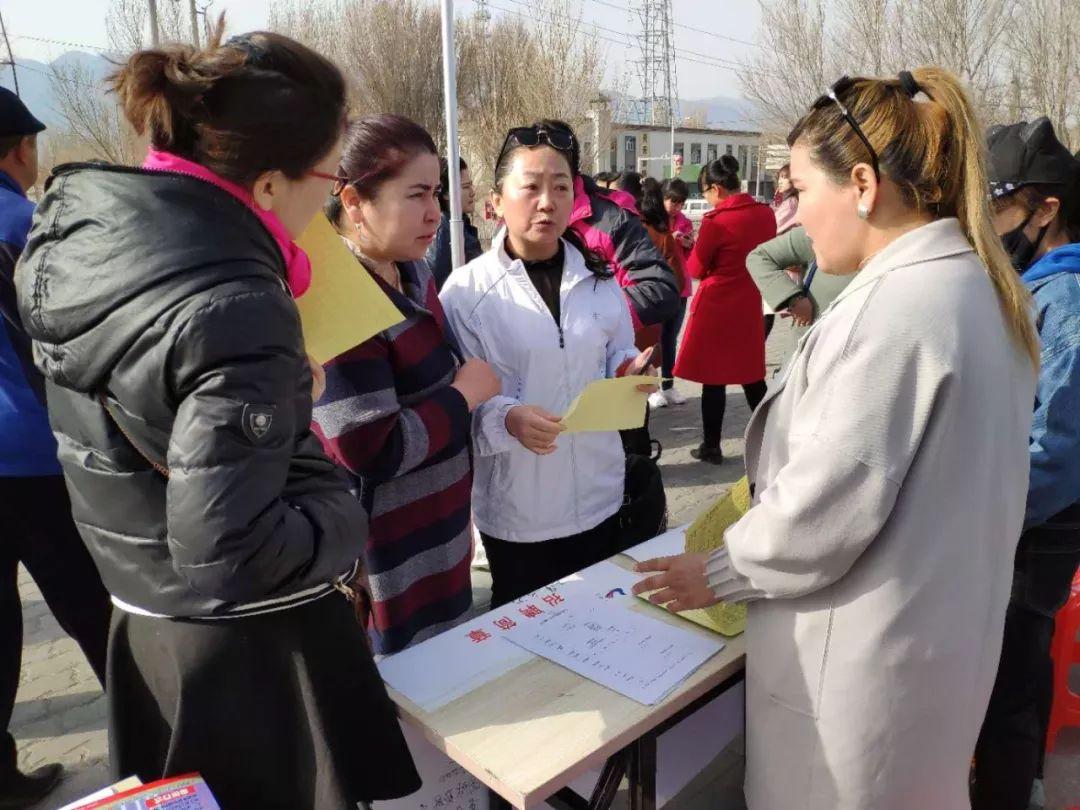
[440,124,655,607]
[633,70,1040,809]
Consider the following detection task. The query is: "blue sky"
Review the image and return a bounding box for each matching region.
[2,0,762,99]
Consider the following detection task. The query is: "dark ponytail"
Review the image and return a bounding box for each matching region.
[110,16,346,186]
[699,154,741,193]
[639,177,669,232]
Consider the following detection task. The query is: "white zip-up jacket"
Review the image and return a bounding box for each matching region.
[440,231,639,542]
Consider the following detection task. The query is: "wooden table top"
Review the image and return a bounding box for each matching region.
[385,554,748,809]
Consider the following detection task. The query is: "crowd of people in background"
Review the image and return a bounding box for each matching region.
[0,17,1078,810]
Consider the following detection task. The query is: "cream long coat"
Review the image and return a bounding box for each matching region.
[712,219,1036,809]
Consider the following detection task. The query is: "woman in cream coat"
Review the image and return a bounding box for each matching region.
[634,69,1039,809]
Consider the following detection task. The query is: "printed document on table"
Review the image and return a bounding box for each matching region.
[503,597,724,705]
[561,376,655,432]
[378,560,643,712]
[295,215,404,363]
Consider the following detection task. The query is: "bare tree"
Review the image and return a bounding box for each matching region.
[741,0,1024,134]
[270,0,605,191]
[106,0,189,55]
[47,59,139,164]
[1005,0,1080,149]
[739,0,830,131]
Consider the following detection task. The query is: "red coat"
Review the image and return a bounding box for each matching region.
[674,193,777,385]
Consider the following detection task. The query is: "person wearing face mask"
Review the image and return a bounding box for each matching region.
[633,69,1038,809]
[13,27,420,808]
[424,155,483,291]
[439,124,661,608]
[972,117,1080,810]
[314,116,501,655]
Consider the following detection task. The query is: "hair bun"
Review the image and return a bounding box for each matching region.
[719,154,741,175]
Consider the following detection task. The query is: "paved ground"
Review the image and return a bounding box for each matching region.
[11,323,1080,809]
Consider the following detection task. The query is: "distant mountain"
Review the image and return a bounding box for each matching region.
[609,91,762,133]
[0,52,114,128]
[680,95,762,132]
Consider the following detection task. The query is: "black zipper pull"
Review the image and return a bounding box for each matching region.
[558,325,565,348]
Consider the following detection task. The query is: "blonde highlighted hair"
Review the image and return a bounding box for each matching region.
[788,67,1040,369]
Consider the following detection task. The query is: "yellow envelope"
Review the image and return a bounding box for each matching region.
[561,375,655,433]
[294,216,404,364]
[636,477,752,636]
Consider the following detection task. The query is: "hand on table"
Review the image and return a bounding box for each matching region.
[632,552,719,613]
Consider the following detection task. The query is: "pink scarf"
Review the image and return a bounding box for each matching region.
[142,149,312,297]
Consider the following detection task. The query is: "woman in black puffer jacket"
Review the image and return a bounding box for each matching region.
[14,22,418,810]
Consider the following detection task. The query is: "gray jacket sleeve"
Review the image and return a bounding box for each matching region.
[746,226,816,311]
[164,287,366,602]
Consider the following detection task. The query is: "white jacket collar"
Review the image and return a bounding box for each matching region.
[492,227,596,297]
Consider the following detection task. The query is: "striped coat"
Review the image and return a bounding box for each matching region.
[312,259,473,655]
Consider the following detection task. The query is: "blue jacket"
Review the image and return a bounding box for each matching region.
[423,213,482,291]
[1022,242,1080,529]
[0,169,60,476]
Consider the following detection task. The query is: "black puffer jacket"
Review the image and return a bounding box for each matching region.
[15,163,366,618]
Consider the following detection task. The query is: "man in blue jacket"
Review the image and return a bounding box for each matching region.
[974,117,1080,810]
[0,87,110,808]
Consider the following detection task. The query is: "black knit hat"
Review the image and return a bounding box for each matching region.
[0,86,46,138]
[986,118,1080,200]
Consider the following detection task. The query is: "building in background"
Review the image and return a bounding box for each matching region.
[584,99,768,197]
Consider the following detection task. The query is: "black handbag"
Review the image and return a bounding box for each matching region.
[614,452,668,553]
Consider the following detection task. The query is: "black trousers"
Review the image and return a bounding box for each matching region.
[660,299,687,391]
[0,475,110,782]
[763,313,776,341]
[972,516,1080,809]
[481,511,623,609]
[700,381,768,449]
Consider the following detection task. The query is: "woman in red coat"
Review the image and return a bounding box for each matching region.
[674,155,777,463]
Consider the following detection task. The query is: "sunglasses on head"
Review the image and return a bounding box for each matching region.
[812,77,880,180]
[497,126,575,163]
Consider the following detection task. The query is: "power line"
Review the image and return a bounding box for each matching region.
[12,34,110,53]
[0,11,19,96]
[474,0,780,79]
[584,0,763,51]
[9,59,106,92]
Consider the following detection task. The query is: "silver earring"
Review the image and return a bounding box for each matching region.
[857,203,870,220]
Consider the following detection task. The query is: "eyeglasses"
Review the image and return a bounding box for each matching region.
[497,126,575,164]
[308,168,350,197]
[812,77,880,180]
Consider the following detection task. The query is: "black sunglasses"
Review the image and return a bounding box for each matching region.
[497,126,575,164]
[812,77,880,180]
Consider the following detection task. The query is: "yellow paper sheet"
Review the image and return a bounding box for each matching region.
[636,477,752,636]
[294,216,404,364]
[561,375,655,433]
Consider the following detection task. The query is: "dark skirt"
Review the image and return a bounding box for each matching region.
[107,592,420,809]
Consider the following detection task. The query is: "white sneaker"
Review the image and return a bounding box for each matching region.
[664,387,687,405]
[648,391,668,410]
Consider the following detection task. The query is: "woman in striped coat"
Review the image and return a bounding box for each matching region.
[312,116,500,654]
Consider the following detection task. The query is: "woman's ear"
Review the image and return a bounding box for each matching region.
[251,170,283,212]
[1033,196,1062,229]
[340,184,364,230]
[850,163,878,218]
[490,189,504,221]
